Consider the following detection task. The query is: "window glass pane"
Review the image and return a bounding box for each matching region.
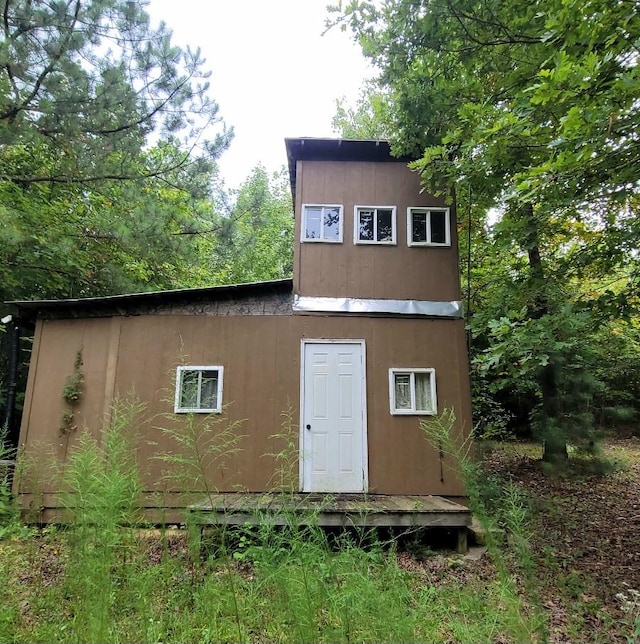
[412,211,427,242]
[377,209,393,241]
[304,207,321,239]
[200,370,219,409]
[415,372,433,412]
[323,207,341,240]
[430,210,447,244]
[358,210,374,241]
[394,374,412,410]
[180,370,199,409]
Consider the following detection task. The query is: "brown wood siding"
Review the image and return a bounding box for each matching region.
[293,161,461,301]
[16,318,115,494]
[16,313,470,512]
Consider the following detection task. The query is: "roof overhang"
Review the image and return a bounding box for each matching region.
[8,279,293,322]
[284,137,414,203]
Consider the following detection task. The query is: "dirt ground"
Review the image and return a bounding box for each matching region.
[479,437,640,642]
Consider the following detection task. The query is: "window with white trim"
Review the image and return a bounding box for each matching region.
[355,206,396,244]
[175,366,223,413]
[389,368,437,415]
[407,208,451,246]
[301,204,343,242]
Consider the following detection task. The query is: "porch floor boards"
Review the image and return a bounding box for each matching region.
[188,493,471,529]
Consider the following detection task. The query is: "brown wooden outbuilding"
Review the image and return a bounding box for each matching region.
[11,138,473,531]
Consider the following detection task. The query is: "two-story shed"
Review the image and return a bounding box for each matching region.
[11,138,472,531]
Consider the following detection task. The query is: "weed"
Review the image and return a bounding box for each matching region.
[616,584,640,643]
[156,403,246,508]
[420,409,546,641]
[264,404,298,493]
[156,400,248,640]
[0,424,18,533]
[1,401,552,643]
[62,350,84,405]
[60,349,84,434]
[60,397,146,642]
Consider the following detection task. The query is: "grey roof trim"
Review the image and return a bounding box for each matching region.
[9,279,293,315]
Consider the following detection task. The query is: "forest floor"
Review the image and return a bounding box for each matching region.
[475,435,640,642]
[1,436,639,642]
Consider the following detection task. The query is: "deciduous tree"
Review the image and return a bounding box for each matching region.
[207,165,293,285]
[332,0,640,458]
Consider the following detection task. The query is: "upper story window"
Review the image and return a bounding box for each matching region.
[174,365,223,413]
[355,206,396,244]
[407,207,451,247]
[301,204,343,242]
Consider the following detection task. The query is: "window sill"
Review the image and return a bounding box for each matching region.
[174,408,222,414]
[354,240,397,246]
[408,242,451,248]
[390,410,437,416]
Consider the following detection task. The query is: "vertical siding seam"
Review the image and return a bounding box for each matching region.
[102,316,122,426]
[15,320,44,454]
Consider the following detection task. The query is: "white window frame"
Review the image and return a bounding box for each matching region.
[354,205,397,245]
[174,365,224,414]
[407,207,451,247]
[301,204,344,243]
[388,368,437,415]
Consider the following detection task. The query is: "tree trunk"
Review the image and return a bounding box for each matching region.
[520,202,568,462]
[540,362,568,463]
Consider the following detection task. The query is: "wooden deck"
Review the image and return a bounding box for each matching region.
[189,493,471,550]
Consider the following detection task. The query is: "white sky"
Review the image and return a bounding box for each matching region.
[148,0,375,190]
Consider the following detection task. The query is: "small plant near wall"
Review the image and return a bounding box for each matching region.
[60,349,84,434]
[264,404,299,494]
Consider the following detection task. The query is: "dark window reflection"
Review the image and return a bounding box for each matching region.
[431,210,447,244]
[359,210,374,240]
[412,211,427,242]
[377,209,393,241]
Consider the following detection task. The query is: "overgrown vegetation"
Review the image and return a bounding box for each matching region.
[264,404,299,493]
[59,349,85,435]
[60,398,145,642]
[0,525,541,643]
[0,424,17,533]
[156,403,246,507]
[3,403,639,642]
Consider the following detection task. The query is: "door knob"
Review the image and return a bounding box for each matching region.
[306,424,311,430]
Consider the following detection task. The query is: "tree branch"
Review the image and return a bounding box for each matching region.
[0,0,82,122]
[444,0,541,47]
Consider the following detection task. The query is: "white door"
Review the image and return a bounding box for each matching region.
[301,341,367,493]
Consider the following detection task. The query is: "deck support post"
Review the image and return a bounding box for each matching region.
[456,527,468,554]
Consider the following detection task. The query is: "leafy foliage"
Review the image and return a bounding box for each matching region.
[206,165,294,285]
[0,0,235,302]
[332,82,391,139]
[332,0,640,453]
[0,0,231,186]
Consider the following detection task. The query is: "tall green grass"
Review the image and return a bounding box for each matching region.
[1,525,544,643]
[421,409,546,639]
[0,403,546,643]
[0,423,18,533]
[59,397,147,642]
